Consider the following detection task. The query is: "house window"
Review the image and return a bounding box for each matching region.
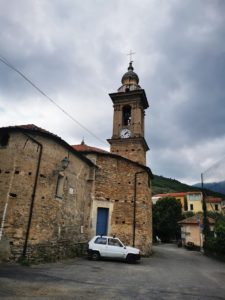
[184,197,188,211]
[55,173,65,198]
[215,204,218,211]
[190,204,194,211]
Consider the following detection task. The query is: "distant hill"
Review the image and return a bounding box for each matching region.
[152,175,225,198]
[193,181,225,195]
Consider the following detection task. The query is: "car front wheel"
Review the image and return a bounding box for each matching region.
[126,254,136,263]
[91,251,100,261]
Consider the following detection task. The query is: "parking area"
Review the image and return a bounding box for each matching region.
[0,243,225,299]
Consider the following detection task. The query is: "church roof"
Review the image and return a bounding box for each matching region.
[73,142,153,178]
[121,61,139,85]
[117,61,142,93]
[72,142,109,154]
[0,124,96,167]
[18,124,60,137]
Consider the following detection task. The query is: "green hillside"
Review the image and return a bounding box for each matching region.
[152,175,225,198]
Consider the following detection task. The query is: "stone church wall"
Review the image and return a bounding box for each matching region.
[110,140,146,165]
[91,154,152,255]
[0,130,93,262]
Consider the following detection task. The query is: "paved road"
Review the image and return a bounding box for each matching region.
[0,243,224,299]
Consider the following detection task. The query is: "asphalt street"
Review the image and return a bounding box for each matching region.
[0,243,224,299]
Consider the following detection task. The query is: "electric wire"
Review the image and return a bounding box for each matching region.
[203,156,225,175]
[202,155,225,182]
[0,55,107,146]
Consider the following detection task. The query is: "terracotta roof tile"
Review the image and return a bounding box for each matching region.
[16,124,61,139]
[155,192,187,198]
[72,143,153,178]
[72,143,109,154]
[206,197,222,203]
[155,191,203,198]
[178,215,215,225]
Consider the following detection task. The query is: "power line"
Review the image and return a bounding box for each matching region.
[202,155,225,183]
[203,155,225,175]
[0,55,107,146]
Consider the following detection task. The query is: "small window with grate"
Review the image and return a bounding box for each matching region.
[0,133,10,147]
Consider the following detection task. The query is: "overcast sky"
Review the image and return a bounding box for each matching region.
[0,0,225,184]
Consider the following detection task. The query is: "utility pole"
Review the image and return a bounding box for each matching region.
[201,173,210,250]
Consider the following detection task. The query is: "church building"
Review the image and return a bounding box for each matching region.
[0,62,153,261]
[74,61,153,255]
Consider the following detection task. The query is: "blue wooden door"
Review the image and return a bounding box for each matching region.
[96,208,109,236]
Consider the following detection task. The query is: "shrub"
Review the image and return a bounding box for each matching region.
[204,216,225,256]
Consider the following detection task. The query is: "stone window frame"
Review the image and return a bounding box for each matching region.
[55,172,65,199]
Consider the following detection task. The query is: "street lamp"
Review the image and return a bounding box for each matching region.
[61,157,69,170]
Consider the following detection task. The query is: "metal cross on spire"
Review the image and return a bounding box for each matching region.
[127,49,136,62]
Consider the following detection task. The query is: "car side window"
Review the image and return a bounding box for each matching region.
[108,238,123,247]
[94,237,107,245]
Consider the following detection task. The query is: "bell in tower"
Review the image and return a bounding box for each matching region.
[107,62,150,166]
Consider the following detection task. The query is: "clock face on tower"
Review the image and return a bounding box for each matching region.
[120,128,131,139]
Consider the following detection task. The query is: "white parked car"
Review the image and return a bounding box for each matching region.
[87,235,141,263]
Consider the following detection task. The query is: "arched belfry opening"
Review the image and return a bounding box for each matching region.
[122,105,131,126]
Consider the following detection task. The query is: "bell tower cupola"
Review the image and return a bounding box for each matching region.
[119,61,140,91]
[107,62,149,165]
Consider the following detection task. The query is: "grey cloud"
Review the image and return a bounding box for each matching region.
[0,0,224,184]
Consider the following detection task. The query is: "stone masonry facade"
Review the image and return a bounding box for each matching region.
[77,150,153,255]
[0,126,153,262]
[109,137,147,166]
[0,126,95,262]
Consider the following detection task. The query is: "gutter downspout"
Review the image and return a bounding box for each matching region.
[133,171,146,247]
[22,133,42,258]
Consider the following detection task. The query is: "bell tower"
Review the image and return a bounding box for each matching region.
[107,62,149,165]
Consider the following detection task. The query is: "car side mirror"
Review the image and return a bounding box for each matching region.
[124,246,126,249]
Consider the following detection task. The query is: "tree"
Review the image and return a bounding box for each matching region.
[206,211,221,220]
[204,215,225,256]
[215,215,225,237]
[214,215,225,254]
[182,211,195,219]
[153,197,183,242]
